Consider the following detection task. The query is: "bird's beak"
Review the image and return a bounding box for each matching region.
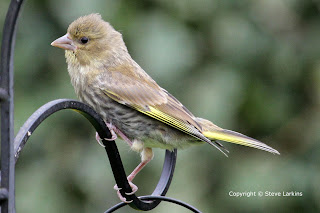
[51,33,77,51]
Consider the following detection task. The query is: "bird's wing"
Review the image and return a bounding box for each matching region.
[98,65,223,149]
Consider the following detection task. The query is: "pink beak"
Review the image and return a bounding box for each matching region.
[51,33,77,51]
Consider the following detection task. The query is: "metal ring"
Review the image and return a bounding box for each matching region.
[105,196,202,213]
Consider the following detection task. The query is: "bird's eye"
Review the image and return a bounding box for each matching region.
[80,37,89,44]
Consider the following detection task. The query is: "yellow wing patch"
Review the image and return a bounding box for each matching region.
[134,106,229,156]
[137,106,201,137]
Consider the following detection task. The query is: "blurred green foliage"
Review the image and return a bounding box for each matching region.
[1,0,320,212]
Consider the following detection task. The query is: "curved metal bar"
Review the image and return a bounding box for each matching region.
[13,99,177,211]
[13,99,110,162]
[105,196,202,213]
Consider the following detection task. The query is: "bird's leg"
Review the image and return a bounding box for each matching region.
[109,123,133,146]
[127,148,154,183]
[95,122,133,147]
[114,147,154,203]
[96,123,154,203]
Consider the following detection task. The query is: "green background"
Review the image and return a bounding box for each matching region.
[1,0,319,212]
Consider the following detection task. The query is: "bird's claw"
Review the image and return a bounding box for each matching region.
[125,182,138,195]
[113,185,121,191]
[114,181,138,203]
[117,190,133,203]
[105,123,118,140]
[95,128,117,147]
[95,132,106,147]
[104,134,117,141]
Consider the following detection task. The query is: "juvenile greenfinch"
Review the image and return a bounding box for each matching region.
[51,14,279,202]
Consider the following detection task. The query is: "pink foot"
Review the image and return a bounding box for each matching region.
[113,181,138,203]
[95,123,118,147]
[107,123,133,146]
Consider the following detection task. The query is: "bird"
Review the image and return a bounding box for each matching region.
[51,13,280,203]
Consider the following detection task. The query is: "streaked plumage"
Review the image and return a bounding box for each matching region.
[51,13,279,202]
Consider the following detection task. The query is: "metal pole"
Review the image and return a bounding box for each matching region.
[0,0,25,212]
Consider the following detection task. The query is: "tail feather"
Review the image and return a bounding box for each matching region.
[202,129,280,155]
[195,117,280,155]
[204,139,229,157]
[212,140,230,153]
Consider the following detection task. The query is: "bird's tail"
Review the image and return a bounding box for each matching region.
[195,118,280,155]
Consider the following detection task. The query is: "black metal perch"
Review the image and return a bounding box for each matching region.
[0,0,202,212]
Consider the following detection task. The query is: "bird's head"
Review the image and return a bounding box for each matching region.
[51,13,125,66]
